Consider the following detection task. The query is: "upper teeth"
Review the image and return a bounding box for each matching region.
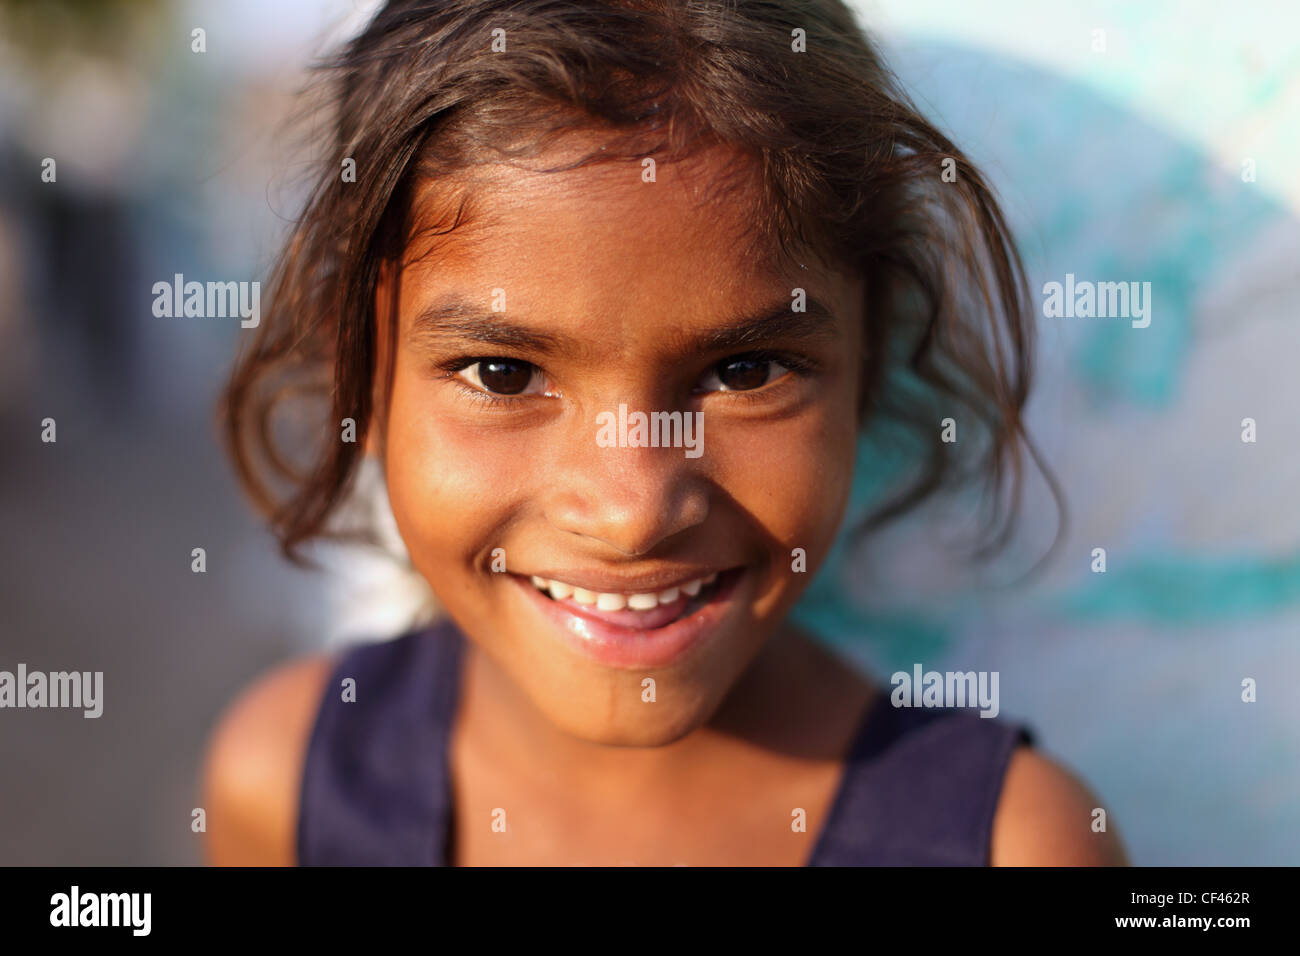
[528,572,719,611]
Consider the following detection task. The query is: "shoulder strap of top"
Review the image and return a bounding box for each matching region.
[807,696,1035,866]
[297,619,464,866]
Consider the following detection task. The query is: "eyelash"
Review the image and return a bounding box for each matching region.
[693,349,817,402]
[436,362,531,409]
[434,350,816,408]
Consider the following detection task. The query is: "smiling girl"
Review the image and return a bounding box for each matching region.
[201,0,1127,866]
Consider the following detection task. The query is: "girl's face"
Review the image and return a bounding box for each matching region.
[377,135,864,746]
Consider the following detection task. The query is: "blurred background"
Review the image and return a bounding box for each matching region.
[0,0,1296,864]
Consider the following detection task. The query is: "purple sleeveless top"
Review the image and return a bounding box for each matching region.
[298,618,1034,866]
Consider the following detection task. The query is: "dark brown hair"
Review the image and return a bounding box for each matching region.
[221,0,1056,565]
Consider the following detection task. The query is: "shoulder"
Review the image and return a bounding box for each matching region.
[990,745,1129,866]
[199,652,338,866]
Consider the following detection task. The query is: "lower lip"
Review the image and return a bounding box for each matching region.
[512,569,746,669]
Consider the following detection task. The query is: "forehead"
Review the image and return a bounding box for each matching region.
[399,136,837,316]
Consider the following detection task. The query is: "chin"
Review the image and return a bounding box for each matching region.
[542,693,718,748]
[568,718,705,749]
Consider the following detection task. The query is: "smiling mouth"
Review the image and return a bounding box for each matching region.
[518,569,739,631]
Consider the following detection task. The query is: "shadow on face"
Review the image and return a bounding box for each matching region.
[374,131,866,746]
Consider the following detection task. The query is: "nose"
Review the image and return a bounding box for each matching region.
[542,412,710,556]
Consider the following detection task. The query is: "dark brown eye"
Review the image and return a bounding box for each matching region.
[717,358,769,390]
[703,355,788,392]
[465,358,537,395]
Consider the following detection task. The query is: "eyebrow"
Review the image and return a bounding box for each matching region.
[408,294,842,356]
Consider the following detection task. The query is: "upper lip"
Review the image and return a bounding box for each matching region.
[517,567,736,594]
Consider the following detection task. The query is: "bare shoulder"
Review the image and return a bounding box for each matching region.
[991,745,1129,866]
[199,652,338,866]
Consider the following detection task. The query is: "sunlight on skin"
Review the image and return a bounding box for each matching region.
[369,132,867,796]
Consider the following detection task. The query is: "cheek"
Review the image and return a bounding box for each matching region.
[708,401,857,559]
[382,373,528,563]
